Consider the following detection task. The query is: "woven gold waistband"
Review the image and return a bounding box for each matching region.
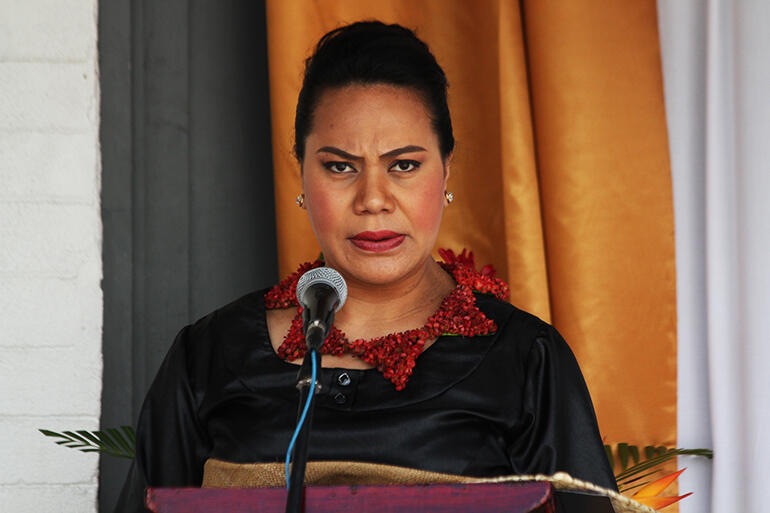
[202,459,469,488]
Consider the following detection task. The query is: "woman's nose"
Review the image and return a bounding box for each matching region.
[353,168,395,215]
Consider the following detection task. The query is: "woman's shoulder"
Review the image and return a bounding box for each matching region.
[205,288,268,326]
[184,287,271,339]
[170,288,272,377]
[473,293,575,365]
[474,293,555,340]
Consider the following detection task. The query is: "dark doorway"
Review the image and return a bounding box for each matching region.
[98,1,277,510]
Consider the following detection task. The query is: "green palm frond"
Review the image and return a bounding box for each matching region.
[39,426,136,459]
[605,443,713,492]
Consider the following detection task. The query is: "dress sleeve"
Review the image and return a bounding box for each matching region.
[114,324,212,512]
[508,325,617,490]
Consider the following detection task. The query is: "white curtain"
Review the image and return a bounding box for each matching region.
[658,1,770,512]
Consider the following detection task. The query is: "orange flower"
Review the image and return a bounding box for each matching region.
[631,468,693,510]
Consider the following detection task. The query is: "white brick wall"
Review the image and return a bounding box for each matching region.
[0,1,102,511]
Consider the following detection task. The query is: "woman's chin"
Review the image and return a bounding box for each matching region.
[331,251,426,288]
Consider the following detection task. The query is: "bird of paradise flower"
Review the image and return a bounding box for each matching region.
[606,443,712,510]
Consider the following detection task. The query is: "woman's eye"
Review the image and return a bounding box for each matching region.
[324,162,354,174]
[391,160,420,172]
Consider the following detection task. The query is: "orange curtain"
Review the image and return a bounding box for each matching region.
[265,0,676,465]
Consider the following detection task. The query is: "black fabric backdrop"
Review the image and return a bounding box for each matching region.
[99,1,277,511]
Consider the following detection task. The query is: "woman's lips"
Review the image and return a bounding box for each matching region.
[349,230,406,252]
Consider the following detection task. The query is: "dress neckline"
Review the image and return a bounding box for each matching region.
[262,255,510,390]
[220,290,511,409]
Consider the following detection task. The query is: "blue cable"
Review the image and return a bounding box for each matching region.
[284,349,318,489]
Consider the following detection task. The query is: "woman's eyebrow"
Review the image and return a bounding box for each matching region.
[316,145,427,160]
[317,146,361,160]
[380,145,427,159]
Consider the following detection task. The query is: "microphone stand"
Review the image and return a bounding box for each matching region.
[285,325,326,513]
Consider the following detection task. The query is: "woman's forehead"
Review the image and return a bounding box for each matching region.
[307,84,439,152]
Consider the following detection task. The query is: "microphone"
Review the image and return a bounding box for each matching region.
[295,267,347,350]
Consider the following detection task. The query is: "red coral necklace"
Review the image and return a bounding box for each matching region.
[264,250,509,390]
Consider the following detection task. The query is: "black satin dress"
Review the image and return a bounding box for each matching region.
[115,289,616,512]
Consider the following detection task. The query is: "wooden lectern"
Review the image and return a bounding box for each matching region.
[147,482,616,512]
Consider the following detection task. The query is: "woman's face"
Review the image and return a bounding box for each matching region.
[301,84,450,287]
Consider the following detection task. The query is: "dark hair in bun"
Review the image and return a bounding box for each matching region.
[294,21,455,162]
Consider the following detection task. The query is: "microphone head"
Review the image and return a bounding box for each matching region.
[296,267,348,312]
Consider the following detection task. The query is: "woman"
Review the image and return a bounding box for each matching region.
[116,21,615,512]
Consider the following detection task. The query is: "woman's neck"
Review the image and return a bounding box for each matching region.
[331,259,455,341]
